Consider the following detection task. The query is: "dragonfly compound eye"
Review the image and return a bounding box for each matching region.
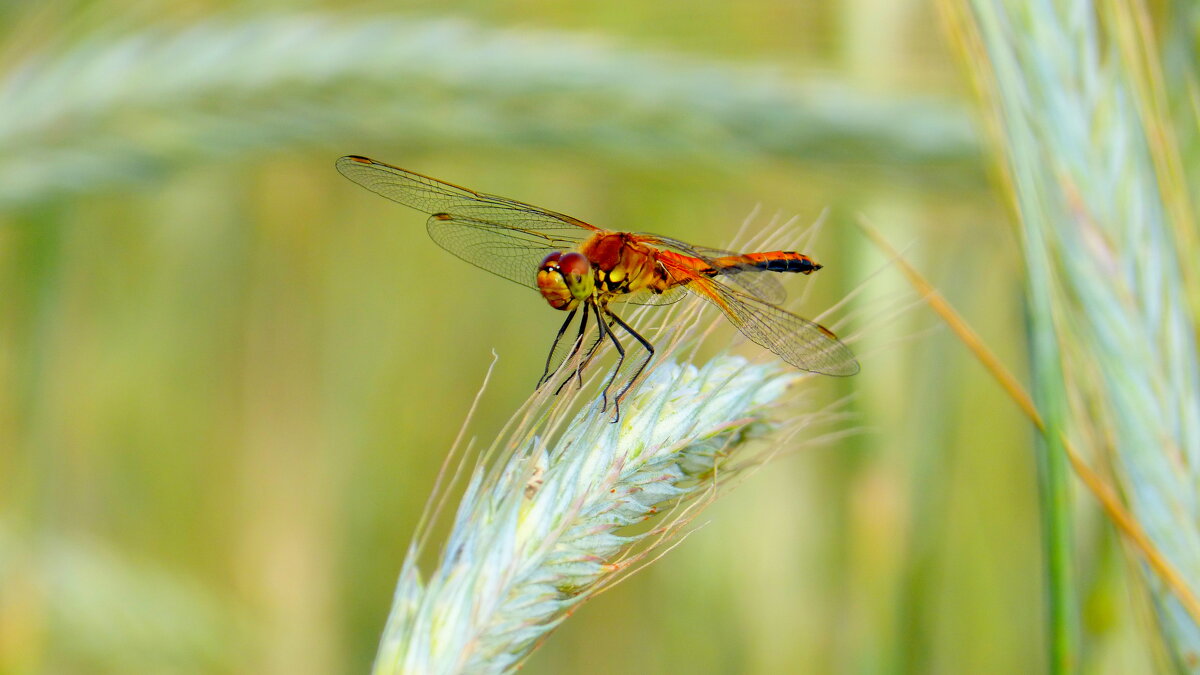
[537,251,583,310]
[558,252,595,300]
[558,252,591,277]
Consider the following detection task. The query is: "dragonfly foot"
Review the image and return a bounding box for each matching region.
[553,370,580,396]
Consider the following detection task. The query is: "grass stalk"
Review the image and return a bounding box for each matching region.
[859,221,1200,626]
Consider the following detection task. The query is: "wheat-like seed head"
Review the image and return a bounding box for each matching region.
[372,353,830,675]
[963,0,1200,663]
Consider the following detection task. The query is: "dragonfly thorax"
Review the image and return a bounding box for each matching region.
[537,251,595,310]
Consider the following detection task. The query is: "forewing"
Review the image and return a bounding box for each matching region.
[698,280,858,376]
[635,233,787,305]
[336,156,600,237]
[426,214,565,290]
[337,155,598,288]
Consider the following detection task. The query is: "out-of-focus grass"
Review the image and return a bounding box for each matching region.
[0,14,980,208]
[0,526,254,672]
[0,1,1175,673]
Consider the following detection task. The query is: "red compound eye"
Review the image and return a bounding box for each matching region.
[558,252,591,277]
[540,251,563,269]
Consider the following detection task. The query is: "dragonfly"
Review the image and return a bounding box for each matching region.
[336,155,858,413]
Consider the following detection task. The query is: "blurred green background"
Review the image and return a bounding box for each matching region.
[0,1,1156,673]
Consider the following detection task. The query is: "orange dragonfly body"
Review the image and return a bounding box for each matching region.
[337,155,857,410]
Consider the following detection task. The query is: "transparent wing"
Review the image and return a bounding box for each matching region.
[635,233,788,305]
[337,156,602,233]
[337,156,596,287]
[697,279,858,376]
[610,284,691,306]
[424,213,569,290]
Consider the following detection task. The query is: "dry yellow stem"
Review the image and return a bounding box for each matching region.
[858,219,1200,628]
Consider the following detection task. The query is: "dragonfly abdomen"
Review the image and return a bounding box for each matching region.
[740,251,821,274]
[703,251,822,277]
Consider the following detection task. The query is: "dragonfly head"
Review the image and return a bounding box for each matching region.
[538,251,595,310]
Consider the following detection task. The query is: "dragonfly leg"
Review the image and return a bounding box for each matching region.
[560,304,593,388]
[575,311,615,388]
[595,308,626,416]
[554,304,609,395]
[569,304,597,390]
[605,309,654,414]
[553,303,595,395]
[538,307,579,389]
